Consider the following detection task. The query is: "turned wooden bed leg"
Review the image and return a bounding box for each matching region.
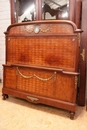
[5,94,9,98]
[2,94,9,100]
[2,94,6,100]
[70,112,75,120]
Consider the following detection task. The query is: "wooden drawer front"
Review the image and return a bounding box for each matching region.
[3,66,77,103]
[7,36,78,72]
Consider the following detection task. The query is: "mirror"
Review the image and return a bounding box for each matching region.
[10,0,76,24]
[14,0,36,22]
[42,0,69,20]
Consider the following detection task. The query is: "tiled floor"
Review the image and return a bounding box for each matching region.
[0,83,87,130]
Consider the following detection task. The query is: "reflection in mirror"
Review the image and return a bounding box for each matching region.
[15,0,35,22]
[42,0,69,20]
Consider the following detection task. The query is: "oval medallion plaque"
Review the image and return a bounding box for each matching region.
[34,25,40,33]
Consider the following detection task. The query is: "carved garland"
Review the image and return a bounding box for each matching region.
[16,67,57,82]
[24,24,51,34]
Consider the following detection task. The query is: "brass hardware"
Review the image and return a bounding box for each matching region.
[24,26,34,33]
[75,76,78,89]
[78,33,81,46]
[80,49,85,61]
[16,67,57,81]
[72,38,75,42]
[16,67,33,79]
[27,96,39,102]
[24,24,51,33]
[8,38,10,42]
[54,72,57,81]
[40,24,51,33]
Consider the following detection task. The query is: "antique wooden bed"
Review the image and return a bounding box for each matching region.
[2,20,82,119]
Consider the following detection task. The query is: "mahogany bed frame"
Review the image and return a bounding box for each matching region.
[2,20,82,119]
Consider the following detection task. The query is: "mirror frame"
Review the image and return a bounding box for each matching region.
[10,0,76,24]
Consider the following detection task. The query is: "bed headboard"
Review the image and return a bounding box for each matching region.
[5,20,82,72]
